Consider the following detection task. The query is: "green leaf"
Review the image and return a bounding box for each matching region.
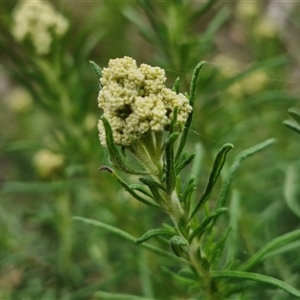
[122,6,156,44]
[175,61,206,161]
[169,106,178,134]
[169,235,189,257]
[165,132,179,194]
[139,178,166,192]
[210,227,232,265]
[129,184,154,199]
[189,143,233,221]
[81,32,104,61]
[284,165,300,218]
[94,290,154,300]
[288,107,300,124]
[191,143,204,179]
[89,60,102,81]
[238,228,300,272]
[172,77,180,94]
[161,266,196,285]
[189,61,207,107]
[178,268,199,281]
[264,240,300,260]
[198,8,230,50]
[101,117,148,175]
[188,207,228,243]
[175,153,196,175]
[99,166,161,210]
[227,189,240,261]
[136,228,175,244]
[217,138,275,209]
[212,270,300,298]
[138,178,166,204]
[73,216,187,262]
[181,177,196,207]
[283,120,300,135]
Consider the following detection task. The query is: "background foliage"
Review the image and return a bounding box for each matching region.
[0,0,300,299]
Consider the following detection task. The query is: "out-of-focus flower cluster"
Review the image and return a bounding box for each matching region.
[33,149,64,178]
[97,56,192,146]
[11,0,69,55]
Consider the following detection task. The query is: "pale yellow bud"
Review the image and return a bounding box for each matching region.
[253,18,278,39]
[33,149,64,178]
[235,1,260,21]
[5,87,32,113]
[84,113,98,132]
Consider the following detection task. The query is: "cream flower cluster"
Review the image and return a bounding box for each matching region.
[98,57,192,146]
[11,0,69,55]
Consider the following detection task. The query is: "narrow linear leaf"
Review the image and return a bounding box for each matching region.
[199,8,230,49]
[178,268,199,281]
[101,117,148,175]
[175,61,206,161]
[74,216,135,242]
[172,77,180,94]
[283,120,300,135]
[189,143,233,221]
[210,227,232,265]
[227,189,240,261]
[99,166,161,210]
[139,178,164,203]
[161,266,197,285]
[264,240,300,260]
[191,143,204,179]
[284,165,300,218]
[189,208,228,243]
[146,185,163,204]
[175,153,196,175]
[136,228,175,244]
[89,60,102,81]
[212,270,300,298]
[165,132,179,194]
[94,290,154,300]
[181,177,196,206]
[217,138,275,209]
[139,178,166,192]
[238,228,300,272]
[169,106,178,134]
[189,61,207,107]
[81,32,104,61]
[73,216,187,262]
[129,184,154,199]
[122,6,156,43]
[288,107,300,124]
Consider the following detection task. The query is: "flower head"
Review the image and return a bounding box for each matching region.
[97,56,192,146]
[11,0,69,55]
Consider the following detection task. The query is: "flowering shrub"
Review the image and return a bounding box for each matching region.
[83,58,300,299]
[1,1,300,299]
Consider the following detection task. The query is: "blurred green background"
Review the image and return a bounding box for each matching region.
[1,1,300,299]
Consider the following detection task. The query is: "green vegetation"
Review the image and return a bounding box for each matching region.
[1,1,300,299]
